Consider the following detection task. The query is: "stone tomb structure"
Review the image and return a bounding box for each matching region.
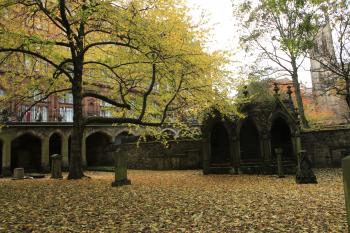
[202,97,301,174]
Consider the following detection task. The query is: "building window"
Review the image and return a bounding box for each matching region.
[59,107,73,122]
[100,100,112,117]
[59,93,73,104]
[30,106,48,122]
[100,110,112,117]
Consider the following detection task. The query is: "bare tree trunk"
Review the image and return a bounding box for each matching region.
[291,60,309,128]
[345,79,350,109]
[68,62,85,179]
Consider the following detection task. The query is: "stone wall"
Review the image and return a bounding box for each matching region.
[301,128,350,167]
[124,139,202,170]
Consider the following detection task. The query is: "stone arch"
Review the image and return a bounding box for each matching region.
[49,133,62,168]
[85,129,113,139]
[115,129,137,137]
[270,116,295,161]
[11,133,42,172]
[267,111,297,135]
[161,128,178,139]
[47,130,65,139]
[210,121,231,165]
[86,131,113,167]
[115,131,138,143]
[239,118,262,162]
[13,130,42,141]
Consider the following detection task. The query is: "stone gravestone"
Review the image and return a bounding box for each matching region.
[13,168,25,179]
[296,150,317,184]
[342,155,350,228]
[275,148,285,178]
[51,154,63,179]
[111,135,137,187]
[111,146,131,187]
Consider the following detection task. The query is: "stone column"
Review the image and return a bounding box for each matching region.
[41,136,50,172]
[202,138,210,175]
[2,137,12,176]
[232,136,240,174]
[342,155,350,228]
[82,135,87,167]
[292,131,302,166]
[263,134,271,161]
[61,135,69,169]
[275,148,285,178]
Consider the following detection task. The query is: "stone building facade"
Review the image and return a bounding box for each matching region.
[0,122,202,176]
[1,108,350,177]
[309,23,349,124]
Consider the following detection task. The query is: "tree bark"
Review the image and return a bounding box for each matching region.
[68,60,85,179]
[291,60,309,128]
[345,78,350,110]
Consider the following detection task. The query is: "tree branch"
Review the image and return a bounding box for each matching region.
[82,91,130,109]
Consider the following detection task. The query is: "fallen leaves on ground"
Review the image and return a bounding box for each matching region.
[0,169,347,232]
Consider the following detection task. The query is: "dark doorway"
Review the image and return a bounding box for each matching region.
[86,132,112,167]
[240,119,261,161]
[271,117,294,160]
[49,133,62,168]
[11,134,42,172]
[0,141,3,175]
[210,122,230,165]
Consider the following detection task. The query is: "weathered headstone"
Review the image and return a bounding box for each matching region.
[111,134,139,186]
[342,155,350,229]
[111,146,131,187]
[51,154,63,179]
[296,150,317,184]
[13,168,24,179]
[275,148,285,178]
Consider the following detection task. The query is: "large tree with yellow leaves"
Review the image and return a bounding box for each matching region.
[0,0,233,179]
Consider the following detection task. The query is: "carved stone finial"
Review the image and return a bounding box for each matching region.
[273,82,280,95]
[243,86,249,97]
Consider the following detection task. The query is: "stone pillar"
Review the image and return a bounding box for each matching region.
[292,132,302,166]
[61,136,69,169]
[82,135,87,167]
[275,148,285,178]
[112,146,131,187]
[2,137,11,176]
[41,136,50,172]
[202,138,210,175]
[232,136,240,174]
[342,155,350,228]
[264,135,272,161]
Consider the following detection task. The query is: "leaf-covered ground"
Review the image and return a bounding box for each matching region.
[0,169,347,232]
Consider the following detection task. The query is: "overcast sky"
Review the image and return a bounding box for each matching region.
[186,0,313,87]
